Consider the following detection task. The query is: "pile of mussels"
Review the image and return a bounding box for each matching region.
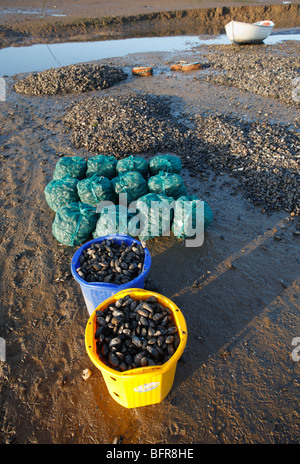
[76,239,145,285]
[14,64,127,95]
[95,294,180,371]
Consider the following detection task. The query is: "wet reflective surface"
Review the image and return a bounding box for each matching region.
[0,7,66,17]
[1,30,300,76]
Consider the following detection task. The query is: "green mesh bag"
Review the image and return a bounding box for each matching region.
[77,174,116,207]
[111,171,148,204]
[53,156,87,180]
[172,195,213,239]
[204,201,213,229]
[52,202,98,246]
[116,155,149,178]
[86,155,117,179]
[136,193,175,241]
[148,171,187,200]
[93,205,134,238]
[44,176,79,212]
[149,154,182,176]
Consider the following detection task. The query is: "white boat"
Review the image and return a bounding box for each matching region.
[225,20,275,44]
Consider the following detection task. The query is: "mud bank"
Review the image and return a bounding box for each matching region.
[0,3,300,48]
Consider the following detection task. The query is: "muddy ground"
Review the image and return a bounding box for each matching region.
[0,0,300,448]
[0,1,300,48]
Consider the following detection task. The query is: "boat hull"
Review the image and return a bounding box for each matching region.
[225,20,274,44]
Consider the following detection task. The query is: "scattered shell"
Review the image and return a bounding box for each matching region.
[64,90,299,215]
[189,114,300,215]
[197,42,300,106]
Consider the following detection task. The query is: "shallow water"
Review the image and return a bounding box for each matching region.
[1,30,300,76]
[0,7,66,17]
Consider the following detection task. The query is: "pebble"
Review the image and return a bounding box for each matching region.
[82,368,92,381]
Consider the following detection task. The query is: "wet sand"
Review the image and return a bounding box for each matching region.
[0,1,300,447]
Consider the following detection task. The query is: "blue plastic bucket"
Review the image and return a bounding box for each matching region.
[71,234,151,315]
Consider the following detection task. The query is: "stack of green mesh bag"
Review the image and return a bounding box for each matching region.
[138,154,213,241]
[44,153,213,246]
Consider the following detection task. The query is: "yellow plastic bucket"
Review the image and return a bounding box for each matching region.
[85,288,187,408]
